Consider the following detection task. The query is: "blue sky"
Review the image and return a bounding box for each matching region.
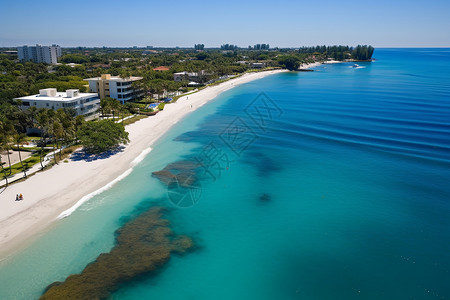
[1,0,449,47]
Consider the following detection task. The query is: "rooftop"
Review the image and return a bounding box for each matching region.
[15,88,98,102]
[153,66,170,71]
[84,74,143,82]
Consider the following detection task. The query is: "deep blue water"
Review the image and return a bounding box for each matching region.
[0,49,449,299]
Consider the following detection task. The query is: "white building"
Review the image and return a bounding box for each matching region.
[15,88,100,117]
[173,71,190,82]
[84,74,144,103]
[173,70,210,83]
[17,44,62,64]
[250,62,266,69]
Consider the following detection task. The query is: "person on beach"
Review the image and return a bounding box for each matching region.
[15,194,19,201]
[19,194,23,200]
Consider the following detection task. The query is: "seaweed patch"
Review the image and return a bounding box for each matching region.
[40,207,194,300]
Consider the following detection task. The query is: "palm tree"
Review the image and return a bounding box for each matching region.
[50,120,63,164]
[45,109,61,165]
[103,97,121,121]
[124,102,137,115]
[36,109,49,169]
[119,105,126,122]
[14,134,27,178]
[0,153,8,187]
[100,98,110,119]
[56,109,75,160]
[27,106,38,128]
[143,96,152,108]
[0,118,16,175]
[0,128,9,187]
[73,115,85,142]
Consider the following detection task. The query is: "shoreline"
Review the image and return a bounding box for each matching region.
[299,60,342,70]
[0,69,286,260]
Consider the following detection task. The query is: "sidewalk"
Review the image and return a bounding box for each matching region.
[1,148,60,187]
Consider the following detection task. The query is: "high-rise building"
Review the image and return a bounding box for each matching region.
[17,44,62,64]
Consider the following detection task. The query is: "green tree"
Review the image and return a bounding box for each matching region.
[0,122,11,185]
[56,109,75,159]
[109,98,121,121]
[36,109,49,169]
[0,152,8,186]
[73,115,85,141]
[278,55,301,71]
[124,102,138,114]
[101,97,121,120]
[100,98,110,119]
[50,117,63,164]
[77,120,129,154]
[27,106,38,128]
[0,118,16,174]
[13,134,27,178]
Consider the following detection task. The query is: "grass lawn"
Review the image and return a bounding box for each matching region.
[122,115,148,126]
[1,152,46,178]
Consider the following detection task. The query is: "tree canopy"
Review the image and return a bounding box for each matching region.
[77,120,129,154]
[277,55,301,71]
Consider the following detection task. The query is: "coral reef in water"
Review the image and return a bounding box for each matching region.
[259,193,271,202]
[152,160,199,187]
[40,207,194,300]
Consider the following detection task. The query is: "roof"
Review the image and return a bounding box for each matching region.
[84,76,143,82]
[16,92,98,102]
[153,66,170,71]
[92,63,111,68]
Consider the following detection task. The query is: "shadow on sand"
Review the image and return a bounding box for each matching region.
[70,146,125,162]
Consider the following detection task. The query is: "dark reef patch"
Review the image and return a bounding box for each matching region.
[242,151,282,177]
[173,131,202,143]
[259,193,271,202]
[40,207,194,300]
[152,160,203,207]
[152,160,200,187]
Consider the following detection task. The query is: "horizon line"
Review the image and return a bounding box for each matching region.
[2,45,450,49]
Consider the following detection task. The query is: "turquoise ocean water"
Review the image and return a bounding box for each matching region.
[0,49,449,299]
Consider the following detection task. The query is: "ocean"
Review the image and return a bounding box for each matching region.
[0,48,449,299]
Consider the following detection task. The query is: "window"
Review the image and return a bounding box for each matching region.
[22,101,30,106]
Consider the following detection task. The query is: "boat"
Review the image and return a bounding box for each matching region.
[352,64,360,68]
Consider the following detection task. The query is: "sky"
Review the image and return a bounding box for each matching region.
[1,0,450,48]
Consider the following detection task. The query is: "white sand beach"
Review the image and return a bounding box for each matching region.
[299,62,323,69]
[299,60,342,69]
[0,69,285,260]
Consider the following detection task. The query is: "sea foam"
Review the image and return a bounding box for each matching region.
[57,147,153,219]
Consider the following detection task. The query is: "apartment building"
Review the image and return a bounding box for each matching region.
[15,88,100,117]
[17,44,62,64]
[84,74,144,103]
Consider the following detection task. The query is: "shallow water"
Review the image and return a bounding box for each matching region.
[1,49,450,299]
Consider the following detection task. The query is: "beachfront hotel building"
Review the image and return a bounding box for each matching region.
[17,44,62,64]
[84,74,144,103]
[15,88,100,117]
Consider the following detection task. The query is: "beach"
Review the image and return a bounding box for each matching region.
[0,69,285,260]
